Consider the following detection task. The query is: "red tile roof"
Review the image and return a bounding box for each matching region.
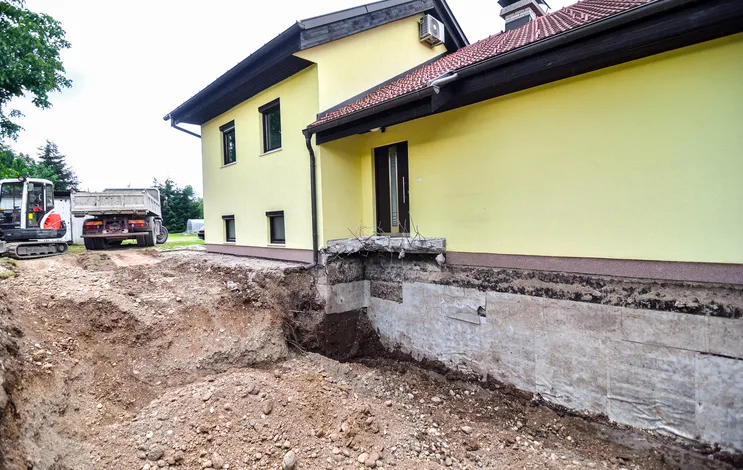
[310,0,652,127]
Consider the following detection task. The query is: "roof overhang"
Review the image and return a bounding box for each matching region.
[163,0,468,128]
[309,0,743,145]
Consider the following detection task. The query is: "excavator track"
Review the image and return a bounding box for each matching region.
[4,241,68,260]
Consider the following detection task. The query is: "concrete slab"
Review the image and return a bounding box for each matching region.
[326,281,369,314]
[607,341,697,440]
[620,309,708,353]
[542,298,620,340]
[536,331,608,414]
[708,317,743,359]
[695,354,743,450]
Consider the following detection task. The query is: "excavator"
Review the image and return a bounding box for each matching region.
[0,177,68,259]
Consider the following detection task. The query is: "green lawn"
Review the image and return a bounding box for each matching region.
[66,233,203,255]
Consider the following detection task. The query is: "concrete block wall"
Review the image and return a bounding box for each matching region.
[365,283,743,451]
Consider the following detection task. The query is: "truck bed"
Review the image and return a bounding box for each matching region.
[71,189,161,217]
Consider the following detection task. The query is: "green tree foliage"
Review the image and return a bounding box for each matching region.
[36,139,78,191]
[0,0,71,140]
[0,143,55,180]
[153,178,203,233]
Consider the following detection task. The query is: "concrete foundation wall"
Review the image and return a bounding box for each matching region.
[321,255,743,451]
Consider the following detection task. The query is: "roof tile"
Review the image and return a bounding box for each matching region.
[311,0,652,127]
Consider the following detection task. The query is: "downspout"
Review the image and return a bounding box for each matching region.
[302,129,319,266]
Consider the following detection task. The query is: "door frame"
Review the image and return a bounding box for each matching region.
[373,141,409,235]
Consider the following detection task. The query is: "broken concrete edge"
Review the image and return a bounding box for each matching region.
[324,236,446,256]
[318,253,743,318]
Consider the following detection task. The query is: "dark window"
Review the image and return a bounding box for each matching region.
[223,215,235,242]
[267,211,285,244]
[259,99,281,153]
[220,121,236,165]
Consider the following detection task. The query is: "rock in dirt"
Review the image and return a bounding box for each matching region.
[262,400,274,415]
[211,452,225,468]
[282,450,296,469]
[147,446,164,461]
[461,425,474,435]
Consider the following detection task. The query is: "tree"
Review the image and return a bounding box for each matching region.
[0,0,71,141]
[0,143,55,180]
[36,140,78,191]
[153,178,203,233]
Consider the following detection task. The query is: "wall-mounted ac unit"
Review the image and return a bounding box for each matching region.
[419,14,445,47]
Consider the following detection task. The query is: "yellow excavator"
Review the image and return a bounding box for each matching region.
[0,177,68,259]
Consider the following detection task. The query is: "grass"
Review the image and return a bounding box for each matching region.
[65,233,204,255]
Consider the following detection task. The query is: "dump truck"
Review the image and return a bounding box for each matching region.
[0,177,68,259]
[72,188,168,250]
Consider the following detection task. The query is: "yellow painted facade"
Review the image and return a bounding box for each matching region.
[295,15,446,112]
[201,67,319,250]
[318,34,743,264]
[201,15,443,252]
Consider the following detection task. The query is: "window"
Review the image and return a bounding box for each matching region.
[220,120,236,165]
[267,211,285,244]
[223,215,235,242]
[259,99,281,153]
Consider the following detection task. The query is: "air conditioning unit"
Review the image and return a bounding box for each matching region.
[419,14,445,46]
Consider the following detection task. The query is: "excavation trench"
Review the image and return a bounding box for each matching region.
[0,250,738,470]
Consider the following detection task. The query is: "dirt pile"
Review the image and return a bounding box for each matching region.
[0,249,737,470]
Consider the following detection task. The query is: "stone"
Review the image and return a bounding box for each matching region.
[202,459,212,468]
[157,460,166,468]
[142,464,151,470]
[461,426,474,435]
[262,400,274,415]
[340,421,350,433]
[211,453,224,469]
[431,396,442,404]
[137,451,147,460]
[282,450,296,470]
[365,451,379,467]
[384,400,393,407]
[147,447,164,461]
[358,453,369,464]
[202,391,212,402]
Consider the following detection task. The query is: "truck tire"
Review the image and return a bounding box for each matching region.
[94,238,107,250]
[156,226,168,244]
[84,238,96,250]
[138,230,155,247]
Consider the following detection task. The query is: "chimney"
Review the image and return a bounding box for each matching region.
[498,0,549,31]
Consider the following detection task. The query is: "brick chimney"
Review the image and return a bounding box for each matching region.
[498,0,549,31]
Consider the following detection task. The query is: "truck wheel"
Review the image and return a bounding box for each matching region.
[93,238,107,250]
[156,226,169,244]
[84,238,96,250]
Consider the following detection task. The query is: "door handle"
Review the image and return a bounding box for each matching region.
[402,177,406,204]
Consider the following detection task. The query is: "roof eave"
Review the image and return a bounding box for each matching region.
[309,0,743,143]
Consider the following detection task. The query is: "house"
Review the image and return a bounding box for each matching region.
[165,0,467,262]
[166,0,743,452]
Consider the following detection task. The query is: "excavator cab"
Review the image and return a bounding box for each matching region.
[0,178,68,259]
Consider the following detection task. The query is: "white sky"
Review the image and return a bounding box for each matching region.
[8,0,578,194]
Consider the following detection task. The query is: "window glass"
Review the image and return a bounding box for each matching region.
[224,217,236,242]
[261,102,281,152]
[223,127,236,165]
[269,213,285,244]
[45,184,55,210]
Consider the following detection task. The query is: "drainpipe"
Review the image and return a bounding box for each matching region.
[303,129,319,266]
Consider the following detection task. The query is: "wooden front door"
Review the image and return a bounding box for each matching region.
[374,142,409,234]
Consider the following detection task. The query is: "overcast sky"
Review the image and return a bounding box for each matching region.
[8,0,578,194]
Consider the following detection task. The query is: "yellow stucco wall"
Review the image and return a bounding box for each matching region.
[201,66,319,250]
[295,15,446,112]
[319,34,743,264]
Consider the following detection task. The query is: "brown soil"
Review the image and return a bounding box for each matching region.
[0,249,735,470]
